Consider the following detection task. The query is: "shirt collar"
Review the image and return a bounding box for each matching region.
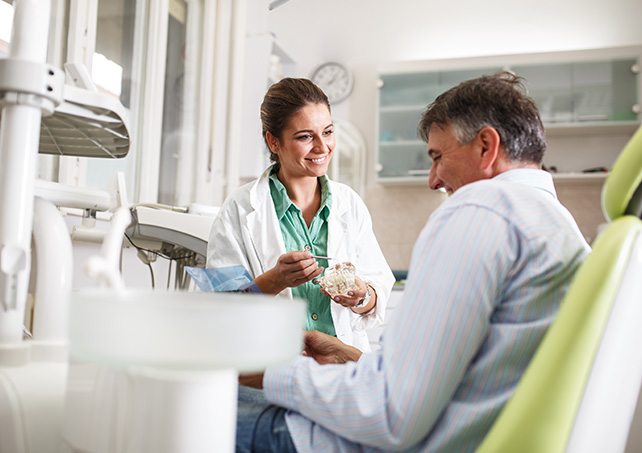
[268,166,333,220]
[492,168,557,199]
[268,167,292,219]
[318,174,332,220]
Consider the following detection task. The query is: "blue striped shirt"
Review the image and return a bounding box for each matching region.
[263,169,590,452]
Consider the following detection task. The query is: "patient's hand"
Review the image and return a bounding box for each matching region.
[238,372,264,389]
[303,330,363,364]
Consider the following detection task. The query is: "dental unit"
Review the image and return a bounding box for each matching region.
[0,1,305,452]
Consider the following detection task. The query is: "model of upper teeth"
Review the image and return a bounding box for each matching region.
[317,262,357,297]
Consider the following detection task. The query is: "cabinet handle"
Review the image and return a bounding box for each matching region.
[407,169,430,176]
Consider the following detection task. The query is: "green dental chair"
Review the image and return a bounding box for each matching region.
[478,125,642,453]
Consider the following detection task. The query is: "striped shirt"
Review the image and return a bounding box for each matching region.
[263,169,590,452]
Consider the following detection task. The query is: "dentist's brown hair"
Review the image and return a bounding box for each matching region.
[261,78,331,163]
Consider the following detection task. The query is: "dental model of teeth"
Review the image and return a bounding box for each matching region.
[317,262,357,297]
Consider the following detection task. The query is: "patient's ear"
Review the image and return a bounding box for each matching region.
[478,127,501,170]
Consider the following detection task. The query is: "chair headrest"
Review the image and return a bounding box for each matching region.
[602,125,642,222]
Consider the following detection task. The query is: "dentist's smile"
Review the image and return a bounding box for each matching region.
[307,155,329,164]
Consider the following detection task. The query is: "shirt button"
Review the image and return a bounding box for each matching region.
[311,313,318,321]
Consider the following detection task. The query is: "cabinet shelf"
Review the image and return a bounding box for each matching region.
[552,172,608,183]
[379,140,424,147]
[377,176,428,185]
[380,105,425,113]
[545,121,639,136]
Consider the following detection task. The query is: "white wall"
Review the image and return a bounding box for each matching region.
[270,0,642,66]
[268,0,642,183]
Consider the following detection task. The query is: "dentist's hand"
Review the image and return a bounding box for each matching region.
[254,250,323,295]
[320,276,376,314]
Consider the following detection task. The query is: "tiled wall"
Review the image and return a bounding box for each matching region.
[366,180,603,270]
[365,186,445,271]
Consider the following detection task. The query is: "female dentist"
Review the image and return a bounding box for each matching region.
[207,78,394,352]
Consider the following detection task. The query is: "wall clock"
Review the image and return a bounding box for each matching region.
[310,61,354,104]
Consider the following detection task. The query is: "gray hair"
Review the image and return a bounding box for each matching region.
[418,71,547,163]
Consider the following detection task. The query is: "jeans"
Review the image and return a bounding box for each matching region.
[236,385,297,453]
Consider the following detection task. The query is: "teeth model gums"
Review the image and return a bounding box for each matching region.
[317,262,357,297]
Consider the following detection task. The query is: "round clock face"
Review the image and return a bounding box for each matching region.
[310,62,354,104]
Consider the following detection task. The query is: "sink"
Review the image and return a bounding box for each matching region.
[63,289,306,452]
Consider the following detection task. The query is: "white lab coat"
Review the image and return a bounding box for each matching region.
[207,167,395,351]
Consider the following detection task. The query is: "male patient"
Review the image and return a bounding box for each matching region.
[235,72,590,452]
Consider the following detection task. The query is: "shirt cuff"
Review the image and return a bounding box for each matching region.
[263,356,309,409]
[239,280,262,293]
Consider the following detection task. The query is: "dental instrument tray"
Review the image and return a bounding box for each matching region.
[126,205,216,262]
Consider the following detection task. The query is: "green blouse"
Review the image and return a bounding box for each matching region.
[268,168,336,336]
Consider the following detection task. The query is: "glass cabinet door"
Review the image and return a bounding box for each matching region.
[514,63,573,123]
[572,61,613,122]
[595,58,637,121]
[377,67,500,179]
[378,73,434,177]
[379,72,440,108]
[514,59,638,123]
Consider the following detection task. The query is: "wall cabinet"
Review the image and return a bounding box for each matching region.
[376,47,641,183]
